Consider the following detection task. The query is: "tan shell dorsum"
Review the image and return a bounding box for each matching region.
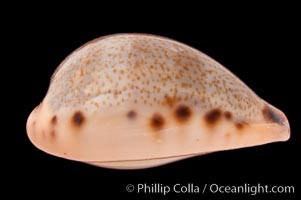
[26,34,290,169]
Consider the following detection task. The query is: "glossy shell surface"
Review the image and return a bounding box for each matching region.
[26,34,290,169]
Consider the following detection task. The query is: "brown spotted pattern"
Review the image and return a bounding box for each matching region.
[26,34,290,170]
[235,121,247,130]
[127,110,137,119]
[174,104,192,122]
[51,115,57,125]
[150,113,165,130]
[46,34,263,122]
[262,104,285,125]
[204,109,222,125]
[224,111,232,120]
[72,111,85,126]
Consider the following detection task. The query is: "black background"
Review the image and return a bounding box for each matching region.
[6,4,300,199]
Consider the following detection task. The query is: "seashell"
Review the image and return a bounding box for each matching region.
[26,34,290,169]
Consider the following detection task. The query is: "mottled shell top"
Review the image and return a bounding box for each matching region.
[49,35,261,117]
[27,34,290,169]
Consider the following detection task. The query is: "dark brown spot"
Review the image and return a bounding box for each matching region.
[224,111,232,120]
[262,104,285,125]
[72,111,85,126]
[235,121,247,129]
[127,110,137,119]
[175,104,192,122]
[150,113,165,130]
[204,109,222,125]
[51,115,57,125]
